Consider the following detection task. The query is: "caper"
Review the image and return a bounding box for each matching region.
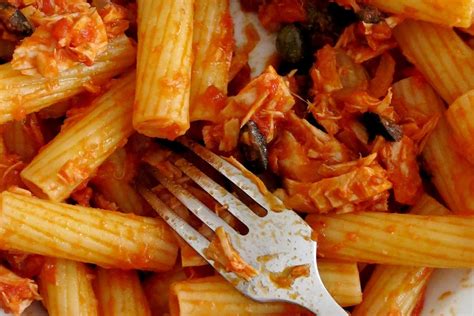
[276,24,304,64]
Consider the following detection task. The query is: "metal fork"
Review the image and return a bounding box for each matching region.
[139,138,347,316]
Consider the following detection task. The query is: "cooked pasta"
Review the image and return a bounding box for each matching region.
[0,0,472,315]
[38,258,98,316]
[134,0,193,139]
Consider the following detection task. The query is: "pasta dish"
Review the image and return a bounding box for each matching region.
[0,0,472,315]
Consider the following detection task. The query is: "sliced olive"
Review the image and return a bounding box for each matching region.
[360,112,403,142]
[276,24,304,64]
[0,2,33,37]
[239,120,268,173]
[357,5,385,24]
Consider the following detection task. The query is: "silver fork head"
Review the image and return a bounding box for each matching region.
[139,138,347,316]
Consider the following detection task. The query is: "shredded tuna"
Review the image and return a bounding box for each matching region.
[378,136,422,205]
[204,227,258,281]
[11,0,129,77]
[0,265,40,316]
[280,158,392,213]
[203,66,294,152]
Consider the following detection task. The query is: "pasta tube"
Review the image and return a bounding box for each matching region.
[170,276,304,316]
[306,212,474,267]
[169,260,361,315]
[392,77,474,212]
[189,0,233,122]
[21,71,136,202]
[352,195,449,316]
[394,20,474,104]
[367,0,473,27]
[134,0,193,139]
[0,191,178,271]
[0,35,135,124]
[446,89,474,165]
[94,268,151,316]
[318,259,362,307]
[410,193,451,216]
[39,258,98,316]
[352,265,432,316]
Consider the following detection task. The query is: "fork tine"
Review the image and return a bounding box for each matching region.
[173,157,260,225]
[178,137,285,212]
[138,186,210,255]
[150,168,235,233]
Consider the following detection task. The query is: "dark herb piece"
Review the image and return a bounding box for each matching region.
[0,2,33,37]
[276,24,304,64]
[360,112,403,142]
[357,5,385,24]
[239,120,268,172]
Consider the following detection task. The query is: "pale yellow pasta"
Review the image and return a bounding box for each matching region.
[94,268,151,316]
[392,76,474,212]
[352,195,449,316]
[168,260,361,315]
[352,265,432,316]
[39,258,98,316]
[306,212,474,267]
[178,237,208,267]
[367,0,473,27]
[394,20,474,104]
[21,71,136,202]
[190,0,233,122]
[170,276,304,316]
[410,193,451,216]
[169,266,360,316]
[134,0,193,139]
[0,191,178,271]
[317,259,362,307]
[446,89,474,165]
[0,35,135,124]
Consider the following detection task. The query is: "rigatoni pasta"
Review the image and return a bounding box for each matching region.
[134,0,193,139]
[189,0,233,122]
[21,71,136,202]
[392,76,474,212]
[394,20,474,104]
[1,0,474,314]
[94,268,151,316]
[446,89,474,165]
[352,195,450,316]
[169,260,362,316]
[317,260,362,307]
[352,265,432,316]
[170,276,305,316]
[38,258,98,316]
[0,35,136,124]
[307,212,474,267]
[366,0,473,27]
[0,191,178,271]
